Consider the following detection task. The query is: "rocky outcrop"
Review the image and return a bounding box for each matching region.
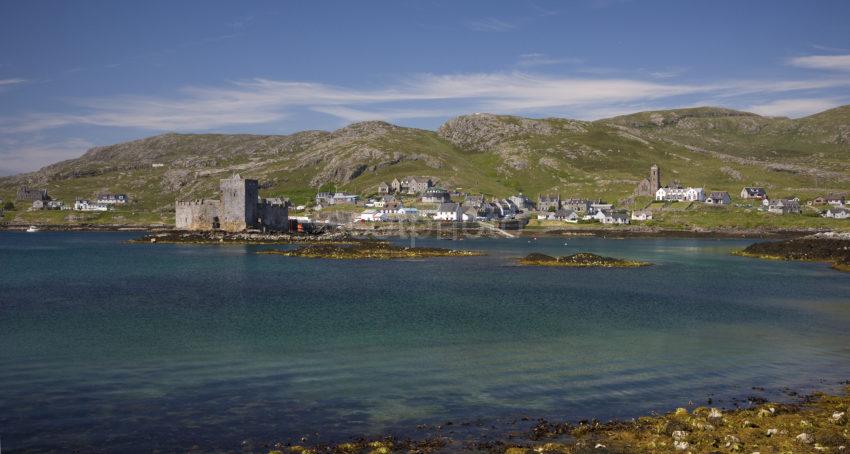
[437,114,585,152]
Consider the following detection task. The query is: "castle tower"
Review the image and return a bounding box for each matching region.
[219,174,259,232]
[650,164,660,191]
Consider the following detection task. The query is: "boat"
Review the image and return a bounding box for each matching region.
[26,225,39,233]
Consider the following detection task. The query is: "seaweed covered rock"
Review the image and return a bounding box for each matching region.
[518,252,651,268]
[258,241,483,260]
[735,238,850,272]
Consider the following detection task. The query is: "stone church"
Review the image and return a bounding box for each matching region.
[634,164,661,197]
[175,174,289,232]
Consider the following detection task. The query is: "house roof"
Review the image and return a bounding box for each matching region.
[708,191,730,198]
[438,203,459,212]
[743,187,766,195]
[538,194,560,202]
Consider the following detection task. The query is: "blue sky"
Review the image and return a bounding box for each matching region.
[1,0,849,175]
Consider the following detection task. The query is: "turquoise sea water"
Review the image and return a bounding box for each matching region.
[1,232,850,451]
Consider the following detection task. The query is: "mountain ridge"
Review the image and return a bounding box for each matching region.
[1,105,848,224]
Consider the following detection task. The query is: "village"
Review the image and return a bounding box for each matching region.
[304,164,849,230]
[3,163,849,233]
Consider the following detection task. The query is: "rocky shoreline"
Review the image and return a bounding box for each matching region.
[734,233,850,272]
[518,252,652,268]
[245,385,850,453]
[257,241,483,260]
[2,222,837,240]
[129,231,356,244]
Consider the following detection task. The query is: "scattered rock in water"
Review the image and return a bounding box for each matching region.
[518,252,651,268]
[258,241,484,260]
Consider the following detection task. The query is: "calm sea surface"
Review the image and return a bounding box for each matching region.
[1,232,850,451]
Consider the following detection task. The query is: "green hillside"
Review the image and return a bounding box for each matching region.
[1,106,848,227]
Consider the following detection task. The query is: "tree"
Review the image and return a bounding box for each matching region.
[3,201,14,211]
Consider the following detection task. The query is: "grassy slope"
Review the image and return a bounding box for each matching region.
[1,106,848,228]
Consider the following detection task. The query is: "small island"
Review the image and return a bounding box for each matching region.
[518,252,651,268]
[734,235,850,272]
[258,241,483,260]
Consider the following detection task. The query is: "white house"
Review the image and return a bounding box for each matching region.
[591,210,608,222]
[765,199,801,215]
[97,194,128,204]
[827,193,846,206]
[433,203,463,221]
[589,202,613,214]
[509,193,533,211]
[358,210,388,222]
[631,210,653,221]
[741,187,767,199]
[397,207,419,217]
[656,187,705,202]
[74,199,109,211]
[554,209,579,223]
[602,211,630,224]
[332,193,359,205]
[704,191,731,205]
[823,207,850,219]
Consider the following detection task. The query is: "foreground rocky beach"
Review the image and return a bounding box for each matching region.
[245,385,850,454]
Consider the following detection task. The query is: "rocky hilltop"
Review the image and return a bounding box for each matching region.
[1,106,849,225]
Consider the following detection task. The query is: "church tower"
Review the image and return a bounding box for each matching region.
[650,164,660,191]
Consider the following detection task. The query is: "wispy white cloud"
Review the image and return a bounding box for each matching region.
[0,78,27,93]
[811,44,849,53]
[1,71,849,134]
[647,67,688,79]
[0,137,94,175]
[517,53,582,67]
[788,54,850,72]
[309,106,455,123]
[746,98,843,118]
[0,78,26,86]
[467,17,517,32]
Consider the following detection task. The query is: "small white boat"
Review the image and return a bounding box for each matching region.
[26,225,39,233]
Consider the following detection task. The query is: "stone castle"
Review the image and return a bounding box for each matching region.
[634,164,661,197]
[175,174,289,232]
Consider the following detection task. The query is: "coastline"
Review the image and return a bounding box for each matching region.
[250,383,850,453]
[0,222,833,240]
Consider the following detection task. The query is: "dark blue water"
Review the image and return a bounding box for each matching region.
[1,232,850,452]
